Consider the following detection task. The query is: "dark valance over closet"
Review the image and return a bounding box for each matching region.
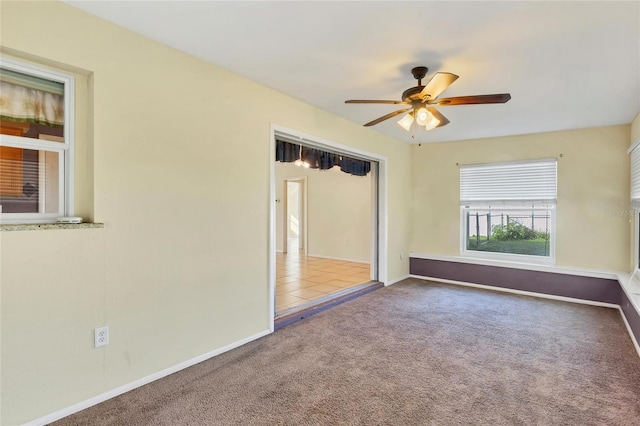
[275,139,371,177]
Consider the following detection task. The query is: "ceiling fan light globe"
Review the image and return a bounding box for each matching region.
[397,113,414,131]
[423,114,440,130]
[415,107,430,126]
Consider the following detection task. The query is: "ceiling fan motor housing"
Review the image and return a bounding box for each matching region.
[402,86,426,103]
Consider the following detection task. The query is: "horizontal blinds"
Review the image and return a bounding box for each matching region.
[460,159,557,204]
[631,147,640,208]
[0,67,64,95]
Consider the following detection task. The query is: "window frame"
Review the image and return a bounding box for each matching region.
[634,211,639,275]
[631,138,640,277]
[459,158,557,265]
[460,203,556,264]
[0,57,74,223]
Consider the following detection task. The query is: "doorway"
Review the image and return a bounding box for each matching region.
[269,126,387,327]
[283,178,306,254]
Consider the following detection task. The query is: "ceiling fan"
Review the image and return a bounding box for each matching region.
[345,66,511,131]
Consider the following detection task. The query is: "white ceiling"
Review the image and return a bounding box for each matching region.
[65,1,640,144]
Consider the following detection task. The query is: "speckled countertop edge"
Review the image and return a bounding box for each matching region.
[0,223,104,231]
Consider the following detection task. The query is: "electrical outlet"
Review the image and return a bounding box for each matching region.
[343,238,349,245]
[400,251,404,260]
[95,326,109,348]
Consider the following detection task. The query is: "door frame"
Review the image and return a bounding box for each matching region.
[268,124,388,332]
[282,177,307,254]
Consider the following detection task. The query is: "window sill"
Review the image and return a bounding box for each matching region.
[460,250,555,266]
[0,222,104,232]
[410,252,621,280]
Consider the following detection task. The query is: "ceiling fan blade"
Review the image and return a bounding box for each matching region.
[346,100,409,104]
[427,108,450,128]
[364,108,412,127]
[433,93,511,106]
[419,72,459,100]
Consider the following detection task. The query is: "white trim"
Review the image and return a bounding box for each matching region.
[370,161,379,282]
[386,274,410,286]
[409,275,620,309]
[1,213,62,224]
[0,135,67,151]
[460,204,556,265]
[269,128,277,332]
[65,67,75,217]
[409,252,622,280]
[617,272,640,314]
[305,253,370,264]
[409,258,640,358]
[618,307,640,358]
[634,212,639,273]
[0,56,72,87]
[377,155,388,284]
[410,274,640,359]
[22,329,271,426]
[626,137,640,154]
[0,56,75,223]
[458,249,555,266]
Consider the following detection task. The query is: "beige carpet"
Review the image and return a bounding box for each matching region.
[54,279,640,425]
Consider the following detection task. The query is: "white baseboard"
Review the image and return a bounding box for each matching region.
[409,275,620,309]
[24,329,272,426]
[306,253,370,264]
[410,274,640,359]
[386,274,410,286]
[619,308,640,358]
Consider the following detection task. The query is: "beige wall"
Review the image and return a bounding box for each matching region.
[275,162,372,263]
[3,2,633,424]
[0,2,412,424]
[410,125,631,272]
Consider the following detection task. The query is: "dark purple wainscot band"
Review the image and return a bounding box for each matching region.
[410,257,640,346]
[621,289,640,344]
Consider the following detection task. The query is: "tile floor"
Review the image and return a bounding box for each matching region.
[276,250,372,312]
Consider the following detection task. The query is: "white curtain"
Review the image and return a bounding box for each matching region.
[0,80,64,127]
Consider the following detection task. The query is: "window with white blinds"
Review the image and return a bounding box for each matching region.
[630,146,640,208]
[459,159,556,262]
[630,142,640,271]
[460,159,557,205]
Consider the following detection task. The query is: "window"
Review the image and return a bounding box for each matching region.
[636,212,640,272]
[0,58,74,223]
[630,142,640,271]
[460,159,557,262]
